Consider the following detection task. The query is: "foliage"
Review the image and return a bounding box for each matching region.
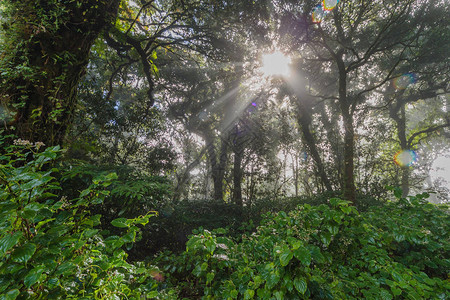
[0,135,168,299]
[57,162,172,260]
[137,192,385,256]
[156,193,449,299]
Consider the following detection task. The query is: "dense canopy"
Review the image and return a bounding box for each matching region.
[0,0,449,299]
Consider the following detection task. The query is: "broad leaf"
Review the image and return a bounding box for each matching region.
[380,289,393,300]
[24,267,45,288]
[2,289,19,300]
[0,232,23,256]
[294,246,311,266]
[294,277,307,294]
[279,249,293,267]
[111,218,129,228]
[11,243,36,263]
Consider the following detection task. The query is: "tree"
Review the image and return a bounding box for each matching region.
[0,0,121,146]
[274,0,449,202]
[0,0,249,147]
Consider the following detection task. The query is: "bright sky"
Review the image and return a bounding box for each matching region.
[430,154,450,190]
[261,51,291,77]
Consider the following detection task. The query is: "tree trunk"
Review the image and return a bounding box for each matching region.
[391,103,410,197]
[1,0,120,146]
[232,125,244,206]
[341,110,356,202]
[205,134,228,201]
[295,98,333,192]
[336,55,356,203]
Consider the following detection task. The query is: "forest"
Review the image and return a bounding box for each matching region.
[0,0,449,299]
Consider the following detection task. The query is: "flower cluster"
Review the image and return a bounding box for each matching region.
[13,139,45,149]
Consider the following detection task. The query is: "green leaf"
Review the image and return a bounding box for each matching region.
[47,278,60,289]
[244,289,255,299]
[340,206,352,214]
[391,271,403,282]
[327,225,339,235]
[380,289,393,300]
[205,239,216,254]
[206,272,215,284]
[274,290,283,300]
[0,231,23,256]
[121,230,136,243]
[320,232,332,246]
[294,277,307,294]
[147,291,158,297]
[55,262,76,275]
[266,271,280,289]
[407,291,421,300]
[391,287,402,296]
[11,243,36,263]
[393,187,403,199]
[82,229,99,239]
[230,289,238,298]
[294,246,311,266]
[291,240,302,250]
[24,266,45,288]
[393,232,405,242]
[257,288,270,298]
[111,218,129,228]
[309,246,325,263]
[2,289,19,300]
[279,249,293,267]
[201,262,208,271]
[22,203,42,219]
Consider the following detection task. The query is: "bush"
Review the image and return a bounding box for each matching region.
[0,137,169,299]
[155,194,449,299]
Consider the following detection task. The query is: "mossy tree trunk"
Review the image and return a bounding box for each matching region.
[0,0,120,146]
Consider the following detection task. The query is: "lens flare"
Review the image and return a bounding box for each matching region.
[323,0,339,11]
[302,151,308,162]
[393,73,417,90]
[312,4,324,23]
[198,111,208,121]
[394,150,417,167]
[247,102,257,113]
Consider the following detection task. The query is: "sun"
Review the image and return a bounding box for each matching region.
[261,51,291,77]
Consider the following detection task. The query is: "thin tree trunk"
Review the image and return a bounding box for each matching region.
[296,102,333,192]
[337,56,356,203]
[341,111,356,202]
[391,103,410,197]
[205,135,228,201]
[232,125,244,206]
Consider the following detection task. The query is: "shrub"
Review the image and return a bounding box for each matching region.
[0,137,169,299]
[156,194,449,299]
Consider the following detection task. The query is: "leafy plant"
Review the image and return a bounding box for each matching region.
[156,194,449,299]
[0,136,168,299]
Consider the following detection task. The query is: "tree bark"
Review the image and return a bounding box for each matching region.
[1,0,120,146]
[336,55,356,203]
[295,97,333,192]
[232,125,244,206]
[341,110,356,202]
[204,134,228,201]
[391,102,410,197]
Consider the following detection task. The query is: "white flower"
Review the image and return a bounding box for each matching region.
[213,254,229,261]
[217,243,228,250]
[34,141,45,149]
[13,139,32,146]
